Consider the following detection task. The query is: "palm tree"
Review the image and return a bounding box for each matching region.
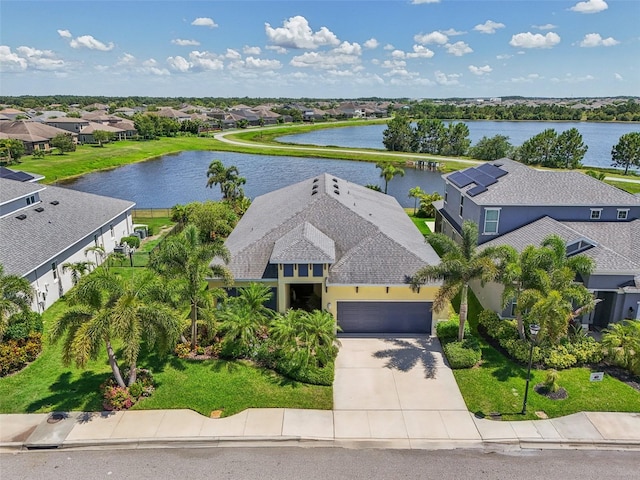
[84,245,106,270]
[49,269,181,387]
[0,264,34,339]
[602,320,640,375]
[149,224,232,350]
[206,160,246,201]
[411,220,502,341]
[62,261,94,285]
[376,162,405,194]
[408,186,425,215]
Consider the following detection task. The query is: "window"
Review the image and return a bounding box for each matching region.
[617,209,629,220]
[483,208,500,234]
[94,234,99,246]
[590,209,602,220]
[110,224,114,237]
[510,301,517,317]
[444,187,448,204]
[313,264,324,277]
[459,196,464,217]
[283,264,294,277]
[26,195,35,205]
[298,264,309,277]
[51,262,58,281]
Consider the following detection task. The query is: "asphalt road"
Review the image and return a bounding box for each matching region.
[2,447,639,480]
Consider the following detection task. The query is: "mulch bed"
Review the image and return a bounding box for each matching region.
[596,364,640,392]
[534,384,568,400]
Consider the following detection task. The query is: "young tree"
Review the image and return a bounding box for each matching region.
[411,221,502,341]
[414,119,446,154]
[602,320,640,375]
[0,139,26,164]
[0,264,34,339]
[554,128,588,169]
[468,134,512,161]
[92,130,112,147]
[50,270,181,387]
[50,133,76,154]
[376,162,405,194]
[408,186,425,215]
[443,122,471,156]
[149,224,232,350]
[186,201,238,243]
[62,261,94,285]
[611,132,640,175]
[516,128,557,166]
[417,191,443,218]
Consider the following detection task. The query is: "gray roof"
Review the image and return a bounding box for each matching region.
[446,158,640,207]
[0,179,44,204]
[271,222,336,264]
[481,216,640,275]
[0,179,135,276]
[218,174,441,285]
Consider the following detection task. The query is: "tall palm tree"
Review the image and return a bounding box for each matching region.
[376,162,405,194]
[408,186,425,215]
[84,245,106,270]
[62,261,94,285]
[0,264,34,339]
[206,160,246,201]
[50,269,181,387]
[149,224,232,350]
[411,220,503,341]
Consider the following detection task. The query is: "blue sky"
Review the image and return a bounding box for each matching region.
[1,0,638,98]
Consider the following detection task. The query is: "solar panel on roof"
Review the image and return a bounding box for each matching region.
[466,169,497,187]
[467,185,488,197]
[448,171,474,188]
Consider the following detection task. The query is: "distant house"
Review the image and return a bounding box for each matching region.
[78,121,128,144]
[0,176,135,312]
[0,120,77,154]
[435,158,640,329]
[43,117,90,134]
[209,174,442,334]
[156,107,192,122]
[0,108,29,121]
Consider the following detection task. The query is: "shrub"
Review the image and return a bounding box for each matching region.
[544,369,560,393]
[174,342,191,358]
[3,311,43,341]
[563,338,604,365]
[545,345,577,370]
[129,381,143,399]
[443,341,482,369]
[121,235,140,249]
[276,360,335,386]
[0,333,43,376]
[436,315,469,341]
[102,385,134,411]
[501,338,543,365]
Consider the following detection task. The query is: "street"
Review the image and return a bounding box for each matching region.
[1,447,639,480]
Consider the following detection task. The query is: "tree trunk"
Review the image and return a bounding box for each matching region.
[190,302,198,351]
[459,284,468,341]
[128,361,137,386]
[105,340,126,388]
[516,313,525,340]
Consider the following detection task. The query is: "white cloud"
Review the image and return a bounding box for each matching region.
[244,57,282,69]
[496,54,512,60]
[58,29,114,51]
[117,53,136,66]
[172,39,200,46]
[381,59,407,69]
[243,45,262,55]
[468,64,492,75]
[333,41,362,56]
[265,45,287,54]
[511,73,542,83]
[191,17,218,28]
[383,44,395,51]
[167,56,190,72]
[412,0,440,4]
[290,46,361,69]
[578,33,619,47]
[615,73,623,81]
[117,53,169,75]
[407,45,435,58]
[141,58,170,76]
[189,51,224,71]
[445,41,473,56]
[551,74,595,83]
[509,32,560,48]
[391,49,406,59]
[441,28,466,36]
[434,70,461,85]
[225,49,242,60]
[533,24,558,30]
[414,31,448,45]
[363,38,379,49]
[473,20,505,34]
[11,45,65,70]
[570,0,608,14]
[0,45,28,71]
[265,16,339,50]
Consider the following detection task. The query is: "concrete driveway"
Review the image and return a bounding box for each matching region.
[332,336,481,442]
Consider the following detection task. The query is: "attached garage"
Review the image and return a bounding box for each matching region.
[337,301,432,334]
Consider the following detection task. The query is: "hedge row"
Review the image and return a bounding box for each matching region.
[436,316,481,369]
[0,333,43,376]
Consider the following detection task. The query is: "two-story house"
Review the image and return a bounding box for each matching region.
[209,174,443,334]
[435,158,640,329]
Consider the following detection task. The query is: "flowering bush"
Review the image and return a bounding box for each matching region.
[174,343,191,358]
[102,385,134,411]
[0,333,43,376]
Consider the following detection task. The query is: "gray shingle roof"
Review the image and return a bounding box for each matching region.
[446,158,640,206]
[481,216,640,274]
[0,179,135,276]
[270,222,336,264]
[219,174,441,285]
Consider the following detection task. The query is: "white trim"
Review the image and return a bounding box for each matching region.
[590,208,602,220]
[482,207,501,235]
[617,208,629,220]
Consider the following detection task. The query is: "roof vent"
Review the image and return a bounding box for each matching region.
[334,189,340,195]
[50,200,59,205]
[16,214,27,220]
[311,191,317,196]
[35,207,45,213]
[313,178,319,183]
[332,178,338,183]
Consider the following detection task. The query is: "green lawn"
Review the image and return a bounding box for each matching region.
[406,211,433,237]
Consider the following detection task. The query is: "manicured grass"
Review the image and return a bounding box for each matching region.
[407,212,433,237]
[453,342,640,421]
[132,215,176,237]
[605,179,640,195]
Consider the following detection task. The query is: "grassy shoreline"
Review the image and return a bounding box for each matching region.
[9,120,639,193]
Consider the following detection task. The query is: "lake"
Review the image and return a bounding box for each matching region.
[278,121,640,169]
[62,151,444,209]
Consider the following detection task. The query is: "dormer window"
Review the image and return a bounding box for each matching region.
[617,209,629,220]
[26,195,36,205]
[590,208,602,220]
[566,238,596,256]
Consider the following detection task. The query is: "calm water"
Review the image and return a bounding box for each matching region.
[278,121,640,169]
[63,151,444,208]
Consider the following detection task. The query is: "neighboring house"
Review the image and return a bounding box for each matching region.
[0,177,135,312]
[209,174,442,334]
[0,166,44,182]
[78,121,127,144]
[156,107,192,122]
[0,108,29,120]
[0,120,77,153]
[43,117,90,134]
[435,158,640,329]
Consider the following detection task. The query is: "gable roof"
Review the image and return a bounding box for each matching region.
[0,179,135,277]
[218,174,441,285]
[0,120,75,142]
[446,158,640,207]
[481,216,640,275]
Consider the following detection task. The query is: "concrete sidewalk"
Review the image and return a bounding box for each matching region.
[1,409,639,452]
